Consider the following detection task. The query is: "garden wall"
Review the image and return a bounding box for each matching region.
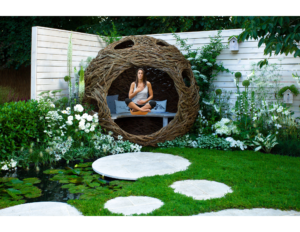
[31,26,300,118]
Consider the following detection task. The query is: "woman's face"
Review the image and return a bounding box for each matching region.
[138,70,144,80]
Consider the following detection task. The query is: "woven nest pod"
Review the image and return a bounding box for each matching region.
[84,35,200,146]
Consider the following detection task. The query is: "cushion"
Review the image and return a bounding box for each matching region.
[151,100,167,112]
[106,95,118,114]
[115,100,130,114]
[130,109,149,115]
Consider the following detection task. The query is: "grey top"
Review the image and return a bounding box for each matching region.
[132,82,148,104]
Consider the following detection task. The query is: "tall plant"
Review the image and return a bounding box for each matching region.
[64,33,73,106]
[97,22,122,45]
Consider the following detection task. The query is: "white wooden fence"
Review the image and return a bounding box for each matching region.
[31,26,300,117]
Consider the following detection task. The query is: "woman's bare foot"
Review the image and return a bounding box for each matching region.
[140,108,151,112]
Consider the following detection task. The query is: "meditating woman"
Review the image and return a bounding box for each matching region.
[125,68,157,112]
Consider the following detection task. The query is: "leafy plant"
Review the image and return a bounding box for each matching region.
[0,86,20,105]
[97,22,122,45]
[0,99,53,157]
[0,177,42,208]
[231,16,300,68]
[278,85,299,97]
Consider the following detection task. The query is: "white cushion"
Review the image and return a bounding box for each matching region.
[115,100,130,114]
[151,100,167,112]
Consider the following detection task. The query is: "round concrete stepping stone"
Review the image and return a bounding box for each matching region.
[104,196,164,215]
[92,152,190,180]
[193,208,300,216]
[170,180,233,200]
[0,202,82,216]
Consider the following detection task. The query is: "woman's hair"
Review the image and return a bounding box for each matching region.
[135,68,147,87]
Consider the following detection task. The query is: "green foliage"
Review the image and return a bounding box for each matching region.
[0,177,42,208]
[80,16,239,37]
[44,162,131,200]
[278,85,299,97]
[235,72,242,78]
[0,86,20,105]
[0,100,52,158]
[231,16,300,67]
[196,135,231,150]
[271,139,300,157]
[97,22,122,45]
[227,35,241,43]
[173,30,232,126]
[0,16,101,69]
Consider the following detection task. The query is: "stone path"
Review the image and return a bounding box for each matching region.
[92,152,190,180]
[104,196,164,215]
[194,208,300,216]
[170,180,233,200]
[0,202,82,216]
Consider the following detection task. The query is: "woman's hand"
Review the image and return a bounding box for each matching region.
[137,100,146,105]
[135,85,144,93]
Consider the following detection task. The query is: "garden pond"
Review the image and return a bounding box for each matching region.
[0,161,130,209]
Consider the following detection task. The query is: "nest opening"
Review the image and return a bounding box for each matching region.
[114,40,134,49]
[156,41,169,46]
[107,66,178,135]
[182,69,191,87]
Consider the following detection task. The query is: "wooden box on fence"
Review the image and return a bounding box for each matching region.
[283,89,293,104]
[229,37,239,52]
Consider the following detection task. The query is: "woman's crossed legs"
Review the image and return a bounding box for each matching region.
[125,98,157,112]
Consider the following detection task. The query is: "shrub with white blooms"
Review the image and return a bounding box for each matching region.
[41,102,142,160]
[213,118,239,136]
[92,132,142,155]
[225,137,247,150]
[0,159,17,171]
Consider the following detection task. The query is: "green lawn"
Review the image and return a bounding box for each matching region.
[67,148,300,216]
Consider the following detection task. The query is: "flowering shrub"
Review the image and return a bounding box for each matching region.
[213,118,239,136]
[0,159,17,171]
[42,103,142,163]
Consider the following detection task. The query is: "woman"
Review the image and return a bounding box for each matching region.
[125,68,156,112]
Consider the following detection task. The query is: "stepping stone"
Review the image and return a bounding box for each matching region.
[104,196,164,215]
[92,152,190,180]
[170,180,233,200]
[193,208,300,216]
[0,202,82,216]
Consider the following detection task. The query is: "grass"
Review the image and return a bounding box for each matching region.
[67,147,300,216]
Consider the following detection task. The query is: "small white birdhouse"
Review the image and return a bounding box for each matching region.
[283,89,293,104]
[229,37,239,52]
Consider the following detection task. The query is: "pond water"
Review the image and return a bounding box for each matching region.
[2,161,116,204]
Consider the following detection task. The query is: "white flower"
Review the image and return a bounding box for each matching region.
[283,110,290,115]
[90,126,95,132]
[74,104,84,112]
[118,135,123,140]
[85,123,91,128]
[276,106,284,113]
[68,116,73,121]
[61,110,68,114]
[87,115,93,121]
[75,114,81,120]
[82,113,88,119]
[50,103,55,108]
[202,59,208,62]
[66,120,73,126]
[108,131,113,136]
[93,113,98,118]
[66,107,71,111]
[271,115,278,121]
[84,129,90,133]
[253,117,257,121]
[275,124,282,129]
